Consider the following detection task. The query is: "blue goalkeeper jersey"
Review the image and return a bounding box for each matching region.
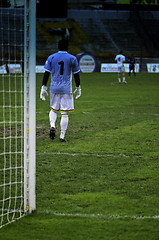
[44,51,80,94]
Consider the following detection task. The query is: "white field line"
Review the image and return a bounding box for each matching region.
[2,208,159,220]
[39,210,159,220]
[37,151,129,158]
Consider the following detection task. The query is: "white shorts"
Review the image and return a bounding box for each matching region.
[50,93,74,112]
[117,66,123,73]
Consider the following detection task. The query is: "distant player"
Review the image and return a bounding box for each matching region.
[128,55,136,77]
[40,38,81,142]
[115,51,126,84]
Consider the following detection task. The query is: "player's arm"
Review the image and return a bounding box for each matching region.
[73,72,81,99]
[40,71,50,101]
[42,71,50,86]
[74,72,80,87]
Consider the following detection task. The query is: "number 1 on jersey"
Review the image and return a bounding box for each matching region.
[58,61,64,75]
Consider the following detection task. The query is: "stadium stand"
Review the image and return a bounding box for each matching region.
[1,5,159,71]
[103,19,146,55]
[36,9,159,63]
[76,17,119,54]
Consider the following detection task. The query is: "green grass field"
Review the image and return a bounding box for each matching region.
[0,72,159,240]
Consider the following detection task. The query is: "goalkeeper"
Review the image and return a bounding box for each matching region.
[40,38,81,142]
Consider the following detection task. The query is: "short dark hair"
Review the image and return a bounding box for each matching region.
[58,38,68,51]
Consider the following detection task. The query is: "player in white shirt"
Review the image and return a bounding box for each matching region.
[40,38,81,142]
[115,51,126,84]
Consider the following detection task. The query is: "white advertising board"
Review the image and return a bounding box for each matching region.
[147,63,159,73]
[0,64,22,74]
[0,65,7,74]
[0,65,46,74]
[36,65,45,73]
[101,63,139,73]
[8,64,22,73]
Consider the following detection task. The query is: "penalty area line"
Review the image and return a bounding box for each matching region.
[37,151,129,158]
[38,210,159,220]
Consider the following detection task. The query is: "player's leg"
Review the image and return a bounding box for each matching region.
[49,110,57,140]
[49,93,60,140]
[118,67,121,83]
[123,71,127,83]
[122,65,126,83]
[129,65,131,77]
[60,94,74,142]
[49,110,57,128]
[133,66,136,76]
[60,112,68,142]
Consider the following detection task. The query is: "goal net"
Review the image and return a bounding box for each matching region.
[0,0,36,228]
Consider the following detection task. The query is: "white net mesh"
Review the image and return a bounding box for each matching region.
[0,3,25,227]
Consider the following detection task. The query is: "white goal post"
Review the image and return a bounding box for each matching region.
[0,0,36,228]
[24,0,36,215]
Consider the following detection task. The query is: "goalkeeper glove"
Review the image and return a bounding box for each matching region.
[73,86,81,99]
[40,85,48,101]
